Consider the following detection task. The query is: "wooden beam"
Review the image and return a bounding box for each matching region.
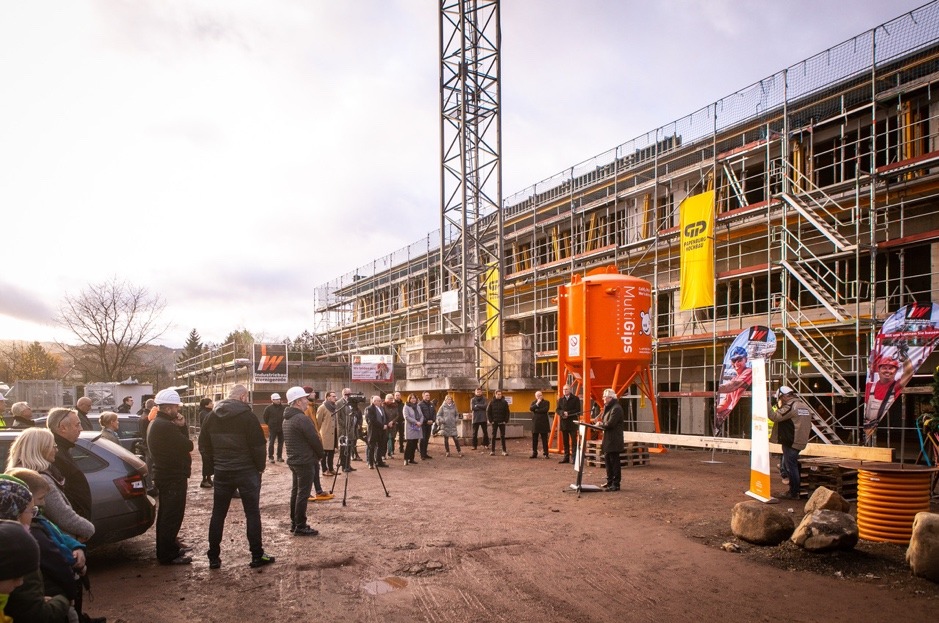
[622,431,893,461]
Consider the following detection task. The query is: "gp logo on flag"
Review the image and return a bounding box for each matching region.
[253,343,288,384]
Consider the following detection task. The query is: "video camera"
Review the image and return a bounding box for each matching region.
[343,393,367,406]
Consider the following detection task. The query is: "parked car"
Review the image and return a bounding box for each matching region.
[33,413,144,455]
[0,430,155,546]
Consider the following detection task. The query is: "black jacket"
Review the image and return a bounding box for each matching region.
[418,400,436,423]
[598,400,625,454]
[147,411,193,480]
[52,433,92,520]
[530,398,551,434]
[556,393,582,432]
[365,404,389,443]
[198,398,266,474]
[487,397,510,424]
[471,394,488,424]
[263,403,286,432]
[283,406,324,466]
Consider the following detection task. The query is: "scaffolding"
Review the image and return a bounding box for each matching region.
[310,3,939,445]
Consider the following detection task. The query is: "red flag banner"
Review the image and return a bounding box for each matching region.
[864,302,939,441]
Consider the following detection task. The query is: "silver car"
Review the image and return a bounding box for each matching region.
[0,429,155,546]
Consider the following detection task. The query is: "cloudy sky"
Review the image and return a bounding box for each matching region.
[0,0,927,348]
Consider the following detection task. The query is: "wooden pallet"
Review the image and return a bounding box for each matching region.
[583,441,650,468]
[797,456,858,501]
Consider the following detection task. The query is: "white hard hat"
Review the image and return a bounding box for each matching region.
[776,386,794,400]
[285,386,309,404]
[154,388,182,405]
[271,393,281,400]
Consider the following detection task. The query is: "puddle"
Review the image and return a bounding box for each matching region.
[363,576,408,595]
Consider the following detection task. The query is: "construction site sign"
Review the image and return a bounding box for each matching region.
[253,344,288,384]
[352,354,393,383]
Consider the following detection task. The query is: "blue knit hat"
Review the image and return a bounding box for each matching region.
[0,476,32,521]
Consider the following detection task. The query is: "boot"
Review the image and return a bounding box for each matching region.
[558,456,570,464]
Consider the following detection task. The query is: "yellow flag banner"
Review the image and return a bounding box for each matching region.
[484,263,500,340]
[679,190,715,310]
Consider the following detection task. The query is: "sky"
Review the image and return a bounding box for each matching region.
[0,0,929,348]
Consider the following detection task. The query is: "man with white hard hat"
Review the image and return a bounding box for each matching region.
[147,388,194,565]
[282,386,326,536]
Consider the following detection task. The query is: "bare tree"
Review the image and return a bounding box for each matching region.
[56,278,169,382]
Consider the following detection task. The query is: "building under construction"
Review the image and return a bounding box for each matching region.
[188,6,939,444]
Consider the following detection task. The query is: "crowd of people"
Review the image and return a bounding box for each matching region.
[0,382,648,622]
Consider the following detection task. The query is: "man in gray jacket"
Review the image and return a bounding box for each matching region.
[769,386,812,500]
[282,386,325,536]
[199,384,273,569]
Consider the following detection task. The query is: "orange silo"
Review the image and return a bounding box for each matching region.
[552,265,661,451]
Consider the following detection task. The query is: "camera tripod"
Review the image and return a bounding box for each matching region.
[329,397,390,506]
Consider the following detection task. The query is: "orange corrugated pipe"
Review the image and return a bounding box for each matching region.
[856,469,931,544]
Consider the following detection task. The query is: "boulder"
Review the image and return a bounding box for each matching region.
[906,512,939,582]
[791,510,858,552]
[731,500,795,545]
[804,486,850,514]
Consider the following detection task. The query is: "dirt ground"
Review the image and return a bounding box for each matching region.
[85,438,938,623]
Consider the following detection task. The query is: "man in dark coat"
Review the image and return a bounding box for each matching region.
[74,397,94,431]
[365,395,391,468]
[383,393,401,459]
[593,388,625,491]
[200,384,273,569]
[282,386,325,536]
[487,390,511,456]
[147,388,194,564]
[117,396,134,413]
[417,391,436,459]
[470,387,490,450]
[556,384,582,464]
[529,391,551,459]
[263,393,286,463]
[47,407,92,520]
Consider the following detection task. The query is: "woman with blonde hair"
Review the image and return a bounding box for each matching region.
[5,427,95,541]
[98,411,120,445]
[435,394,462,457]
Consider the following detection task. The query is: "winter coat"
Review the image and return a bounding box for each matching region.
[404,404,424,440]
[99,428,120,445]
[470,394,488,424]
[597,399,625,454]
[436,401,460,437]
[51,433,92,521]
[3,569,70,623]
[365,404,389,443]
[283,406,324,466]
[769,395,813,451]
[40,470,95,542]
[263,403,286,432]
[556,393,582,433]
[148,411,193,481]
[316,401,338,451]
[486,397,510,424]
[530,398,551,434]
[198,399,265,475]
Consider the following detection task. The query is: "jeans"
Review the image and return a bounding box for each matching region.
[490,422,507,453]
[154,476,188,563]
[288,463,314,529]
[267,429,284,460]
[419,423,433,457]
[442,435,461,453]
[472,421,489,448]
[208,469,263,559]
[782,445,802,497]
[605,452,622,487]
